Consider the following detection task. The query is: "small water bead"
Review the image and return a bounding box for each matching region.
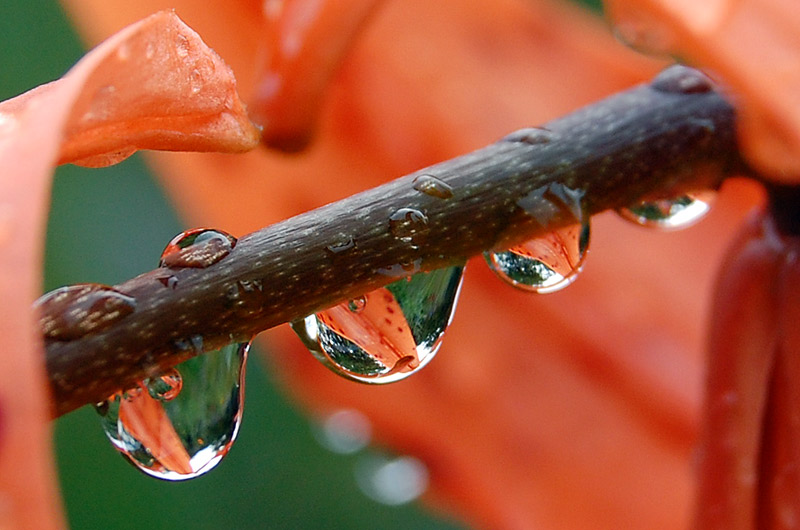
[348,296,366,313]
[502,127,555,145]
[389,208,429,248]
[145,368,183,402]
[157,275,179,289]
[325,235,356,255]
[485,220,590,293]
[159,228,237,269]
[97,339,250,481]
[651,64,715,95]
[412,174,453,199]
[293,265,464,384]
[35,284,136,341]
[617,190,716,230]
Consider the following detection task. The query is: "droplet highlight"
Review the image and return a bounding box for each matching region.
[96,340,250,481]
[35,284,136,341]
[293,265,464,384]
[412,175,453,199]
[617,190,715,230]
[159,228,237,269]
[389,208,429,249]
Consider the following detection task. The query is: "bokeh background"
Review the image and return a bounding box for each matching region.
[0,0,476,527]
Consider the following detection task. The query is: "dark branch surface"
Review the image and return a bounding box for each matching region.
[45,67,743,416]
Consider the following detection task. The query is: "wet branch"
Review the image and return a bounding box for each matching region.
[45,67,744,417]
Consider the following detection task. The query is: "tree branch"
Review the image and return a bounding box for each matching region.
[44,66,744,417]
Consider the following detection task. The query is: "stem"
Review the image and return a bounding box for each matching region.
[45,69,742,417]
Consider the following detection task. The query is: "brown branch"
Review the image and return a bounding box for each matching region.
[44,66,744,417]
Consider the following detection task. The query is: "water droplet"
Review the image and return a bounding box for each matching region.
[651,65,714,94]
[485,221,590,293]
[145,368,183,401]
[97,340,250,481]
[617,190,715,230]
[412,175,453,199]
[35,284,136,341]
[354,454,429,506]
[157,275,179,289]
[502,127,555,145]
[292,265,464,383]
[325,235,356,255]
[313,409,372,455]
[378,260,422,277]
[389,208,429,249]
[348,297,366,313]
[159,228,237,269]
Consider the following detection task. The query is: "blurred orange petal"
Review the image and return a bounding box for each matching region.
[0,10,258,528]
[605,0,800,181]
[57,0,768,528]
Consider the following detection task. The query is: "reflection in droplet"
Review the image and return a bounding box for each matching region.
[617,190,715,230]
[651,64,714,94]
[159,228,237,269]
[389,208,429,249]
[157,275,179,289]
[354,454,429,506]
[35,284,136,341]
[485,221,590,293]
[486,182,590,293]
[96,340,250,481]
[292,265,464,384]
[313,409,372,455]
[412,175,453,199]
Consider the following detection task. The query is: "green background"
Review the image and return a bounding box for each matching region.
[0,1,468,528]
[0,0,601,528]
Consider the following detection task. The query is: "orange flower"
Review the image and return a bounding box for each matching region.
[1,0,797,528]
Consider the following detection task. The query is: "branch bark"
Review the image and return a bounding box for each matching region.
[44,66,744,417]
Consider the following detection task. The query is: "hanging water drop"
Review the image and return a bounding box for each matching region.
[412,174,453,199]
[159,228,237,269]
[617,190,715,230]
[35,283,136,341]
[485,221,590,293]
[292,265,464,384]
[486,182,590,293]
[96,339,250,481]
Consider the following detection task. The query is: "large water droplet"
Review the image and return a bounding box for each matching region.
[35,284,136,341]
[412,175,453,199]
[485,221,590,293]
[159,228,237,269]
[389,208,429,249]
[292,265,464,383]
[96,340,250,481]
[617,190,715,230]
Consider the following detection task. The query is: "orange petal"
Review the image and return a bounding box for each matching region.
[694,211,783,529]
[0,10,260,167]
[251,0,384,150]
[605,0,800,181]
[118,391,193,475]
